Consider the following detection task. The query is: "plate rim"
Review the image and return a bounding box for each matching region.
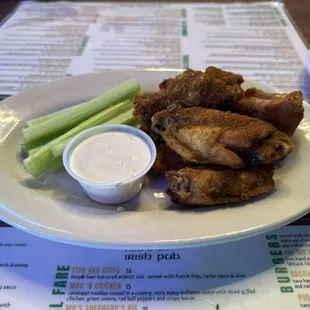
[1,202,310,249]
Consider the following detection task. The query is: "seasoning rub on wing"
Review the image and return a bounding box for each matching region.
[166,166,275,206]
[133,66,245,130]
[232,88,304,136]
[151,106,293,169]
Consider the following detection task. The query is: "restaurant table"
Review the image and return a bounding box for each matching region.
[0,0,310,47]
[1,3,310,310]
[0,0,309,227]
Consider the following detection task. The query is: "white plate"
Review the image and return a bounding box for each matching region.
[306,49,310,76]
[0,70,310,249]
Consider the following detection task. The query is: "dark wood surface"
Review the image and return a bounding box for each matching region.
[284,0,310,47]
[0,0,309,226]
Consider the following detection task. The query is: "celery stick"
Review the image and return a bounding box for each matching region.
[106,108,140,126]
[24,100,133,177]
[26,99,90,127]
[48,158,64,172]
[25,135,57,152]
[105,109,136,125]
[124,116,140,126]
[22,79,140,145]
[50,109,139,160]
[50,138,71,159]
[130,117,140,128]
[26,106,77,127]
[28,146,42,156]
[21,144,40,157]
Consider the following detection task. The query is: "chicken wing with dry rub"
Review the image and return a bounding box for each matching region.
[152,106,294,168]
[133,67,245,128]
[152,143,186,174]
[166,166,275,206]
[232,88,304,136]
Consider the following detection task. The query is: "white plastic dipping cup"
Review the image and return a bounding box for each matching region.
[63,124,156,204]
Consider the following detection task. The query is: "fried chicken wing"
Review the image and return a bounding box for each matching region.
[151,106,293,168]
[166,166,275,206]
[133,67,244,124]
[232,88,304,136]
[152,143,186,174]
[205,66,244,85]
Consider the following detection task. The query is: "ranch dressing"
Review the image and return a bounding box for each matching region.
[70,131,151,184]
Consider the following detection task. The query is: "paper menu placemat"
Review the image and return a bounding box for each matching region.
[0,1,309,100]
[0,225,310,309]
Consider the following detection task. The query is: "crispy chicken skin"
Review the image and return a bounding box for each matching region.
[232,88,304,136]
[132,66,302,207]
[205,66,244,85]
[151,106,294,168]
[133,67,244,124]
[166,166,275,206]
[152,143,186,174]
